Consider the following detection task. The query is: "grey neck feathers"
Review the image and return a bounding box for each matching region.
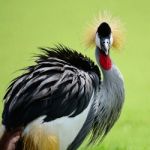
[90,47,125,143]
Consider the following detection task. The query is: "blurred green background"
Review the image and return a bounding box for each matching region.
[0,0,150,150]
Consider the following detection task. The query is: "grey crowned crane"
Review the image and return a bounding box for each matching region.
[0,13,125,150]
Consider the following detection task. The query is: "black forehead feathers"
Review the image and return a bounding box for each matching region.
[97,22,111,37]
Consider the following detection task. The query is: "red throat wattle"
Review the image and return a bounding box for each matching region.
[99,51,112,70]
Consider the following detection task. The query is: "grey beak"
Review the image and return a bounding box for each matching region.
[100,38,110,55]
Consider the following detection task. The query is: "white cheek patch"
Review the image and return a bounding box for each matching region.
[110,33,113,45]
[95,33,101,49]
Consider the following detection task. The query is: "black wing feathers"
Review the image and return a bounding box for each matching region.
[2,45,101,130]
[38,45,100,77]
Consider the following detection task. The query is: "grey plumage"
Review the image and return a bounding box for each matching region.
[68,46,125,149]
[89,47,125,144]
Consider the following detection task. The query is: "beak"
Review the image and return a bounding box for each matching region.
[100,38,110,55]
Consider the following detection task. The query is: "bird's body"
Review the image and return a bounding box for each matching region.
[1,46,100,150]
[0,13,125,150]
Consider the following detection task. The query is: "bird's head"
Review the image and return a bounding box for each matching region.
[84,12,124,70]
[96,22,113,55]
[84,12,124,53]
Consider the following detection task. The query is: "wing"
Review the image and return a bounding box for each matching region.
[2,49,100,130]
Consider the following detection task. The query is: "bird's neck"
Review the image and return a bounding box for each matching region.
[95,47,112,71]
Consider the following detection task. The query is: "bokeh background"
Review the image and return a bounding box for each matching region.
[0,0,150,150]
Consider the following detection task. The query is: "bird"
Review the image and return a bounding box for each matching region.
[0,13,125,150]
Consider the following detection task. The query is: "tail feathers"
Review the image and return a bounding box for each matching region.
[22,125,59,150]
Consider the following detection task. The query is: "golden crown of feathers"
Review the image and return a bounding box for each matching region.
[84,12,125,50]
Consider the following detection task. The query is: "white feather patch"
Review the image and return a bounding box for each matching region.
[23,92,94,150]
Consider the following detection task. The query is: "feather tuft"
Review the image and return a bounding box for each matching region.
[23,124,59,150]
[84,12,125,50]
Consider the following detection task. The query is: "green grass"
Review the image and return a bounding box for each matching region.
[0,0,150,149]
